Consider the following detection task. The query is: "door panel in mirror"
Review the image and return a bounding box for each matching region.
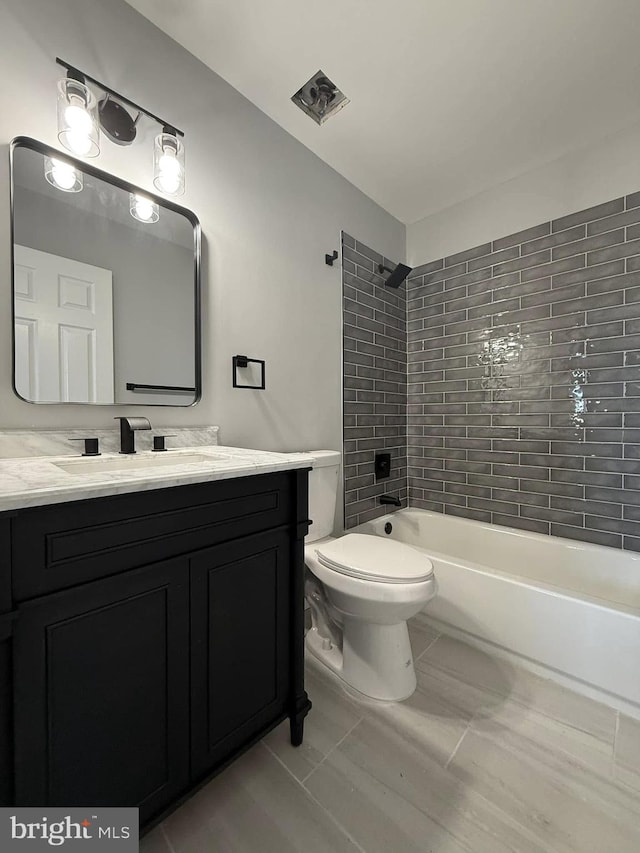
[10,138,201,406]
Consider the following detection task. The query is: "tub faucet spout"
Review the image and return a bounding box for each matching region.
[379,494,401,507]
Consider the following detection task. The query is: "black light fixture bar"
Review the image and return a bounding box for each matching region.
[56,57,184,137]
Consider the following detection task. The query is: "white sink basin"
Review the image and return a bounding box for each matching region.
[55,452,222,475]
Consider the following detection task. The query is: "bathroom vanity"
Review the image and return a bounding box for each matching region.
[0,446,312,830]
[2,137,315,830]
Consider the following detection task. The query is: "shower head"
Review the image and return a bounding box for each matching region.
[378,262,412,289]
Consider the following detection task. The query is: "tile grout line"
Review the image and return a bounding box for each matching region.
[262,740,370,853]
[300,715,365,785]
[413,630,441,663]
[443,722,471,770]
[612,710,620,778]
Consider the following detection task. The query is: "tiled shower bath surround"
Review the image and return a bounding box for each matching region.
[343,192,640,549]
[342,233,407,528]
[407,192,640,551]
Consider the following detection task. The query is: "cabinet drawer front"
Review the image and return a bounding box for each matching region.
[12,472,293,600]
[13,558,190,824]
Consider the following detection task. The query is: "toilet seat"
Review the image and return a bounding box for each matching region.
[315,533,433,584]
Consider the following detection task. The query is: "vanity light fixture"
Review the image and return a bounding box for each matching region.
[57,76,100,157]
[130,193,159,223]
[55,58,186,196]
[44,156,83,193]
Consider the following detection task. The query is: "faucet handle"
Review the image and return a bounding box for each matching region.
[69,437,101,457]
[152,434,176,452]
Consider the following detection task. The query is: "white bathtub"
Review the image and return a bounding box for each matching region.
[356,509,640,712]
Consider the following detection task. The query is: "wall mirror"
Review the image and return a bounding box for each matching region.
[10,137,201,406]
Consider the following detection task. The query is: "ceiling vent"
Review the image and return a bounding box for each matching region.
[291,71,349,125]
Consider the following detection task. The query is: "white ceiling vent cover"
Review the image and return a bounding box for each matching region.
[291,71,349,125]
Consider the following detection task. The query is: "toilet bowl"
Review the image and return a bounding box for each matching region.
[300,451,437,702]
[305,533,436,700]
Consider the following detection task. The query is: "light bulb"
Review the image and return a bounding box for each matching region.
[135,196,154,221]
[44,157,82,192]
[153,131,185,196]
[64,103,93,133]
[129,193,159,223]
[65,129,92,156]
[157,150,182,194]
[157,171,181,195]
[159,152,180,175]
[51,159,77,190]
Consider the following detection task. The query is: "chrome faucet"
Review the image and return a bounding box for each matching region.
[114,416,151,454]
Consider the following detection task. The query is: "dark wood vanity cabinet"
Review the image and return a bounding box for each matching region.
[0,469,311,829]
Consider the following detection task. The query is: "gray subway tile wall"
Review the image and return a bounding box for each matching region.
[407,190,640,551]
[343,194,640,549]
[342,233,408,528]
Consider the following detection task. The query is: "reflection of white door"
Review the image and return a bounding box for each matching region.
[14,246,114,403]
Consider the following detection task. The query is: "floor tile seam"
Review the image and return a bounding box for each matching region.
[301,716,561,853]
[415,660,514,711]
[418,660,617,743]
[613,709,621,766]
[464,718,640,816]
[418,638,620,729]
[263,741,369,853]
[443,727,637,853]
[159,824,177,853]
[609,712,640,794]
[443,722,470,770]
[413,632,441,663]
[466,709,605,762]
[300,715,365,785]
[466,696,617,752]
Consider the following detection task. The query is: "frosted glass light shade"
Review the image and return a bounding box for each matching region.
[130,193,159,223]
[57,78,100,158]
[153,132,185,196]
[44,156,83,193]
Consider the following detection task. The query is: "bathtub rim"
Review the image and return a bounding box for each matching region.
[356,507,640,615]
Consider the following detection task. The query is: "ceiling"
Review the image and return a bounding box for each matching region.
[125,0,640,225]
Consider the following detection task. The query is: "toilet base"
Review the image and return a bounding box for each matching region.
[305,618,417,702]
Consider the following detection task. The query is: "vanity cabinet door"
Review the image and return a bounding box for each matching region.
[13,558,190,825]
[190,528,291,779]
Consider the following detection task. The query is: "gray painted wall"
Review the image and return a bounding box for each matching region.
[0,0,404,482]
[407,122,640,267]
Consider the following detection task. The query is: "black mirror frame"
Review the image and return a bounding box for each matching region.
[9,136,202,407]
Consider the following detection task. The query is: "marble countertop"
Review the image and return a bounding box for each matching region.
[0,445,314,512]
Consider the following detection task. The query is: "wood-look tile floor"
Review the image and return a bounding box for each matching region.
[142,615,640,853]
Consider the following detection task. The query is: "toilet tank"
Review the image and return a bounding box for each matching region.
[304,450,341,542]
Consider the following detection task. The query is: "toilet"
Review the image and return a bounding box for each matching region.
[303,451,437,701]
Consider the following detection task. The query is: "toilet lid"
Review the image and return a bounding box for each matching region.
[315,534,433,584]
